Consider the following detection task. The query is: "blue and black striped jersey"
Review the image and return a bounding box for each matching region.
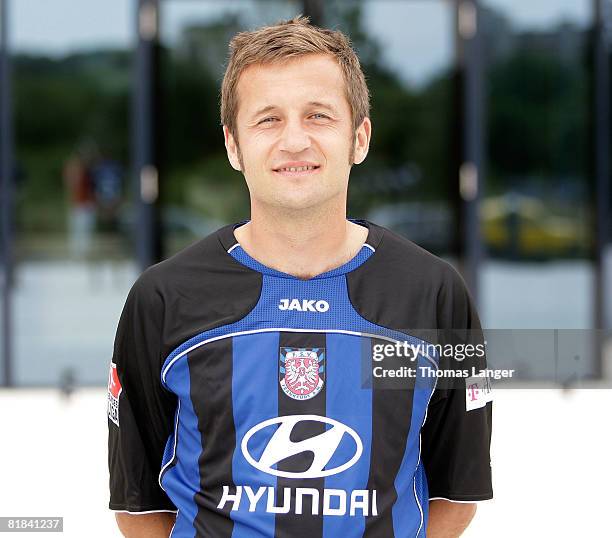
[108,219,493,538]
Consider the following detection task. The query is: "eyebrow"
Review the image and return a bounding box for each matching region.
[250,101,339,121]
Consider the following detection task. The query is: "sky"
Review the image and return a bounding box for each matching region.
[7,0,592,86]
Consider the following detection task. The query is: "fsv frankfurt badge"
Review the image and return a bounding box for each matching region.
[279,347,325,400]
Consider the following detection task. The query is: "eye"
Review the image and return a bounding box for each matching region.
[311,113,329,120]
[258,117,278,124]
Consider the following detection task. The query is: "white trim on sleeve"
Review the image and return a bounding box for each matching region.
[111,509,178,515]
[428,496,493,504]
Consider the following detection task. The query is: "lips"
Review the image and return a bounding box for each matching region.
[273,167,321,177]
[272,163,321,177]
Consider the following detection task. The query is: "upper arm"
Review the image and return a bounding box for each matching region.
[427,500,477,537]
[421,265,493,501]
[115,511,176,538]
[108,274,178,513]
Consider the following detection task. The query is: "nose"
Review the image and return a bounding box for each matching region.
[278,117,311,154]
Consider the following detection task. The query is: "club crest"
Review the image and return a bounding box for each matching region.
[279,347,325,400]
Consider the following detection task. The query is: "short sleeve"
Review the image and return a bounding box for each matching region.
[420,264,493,501]
[107,273,178,512]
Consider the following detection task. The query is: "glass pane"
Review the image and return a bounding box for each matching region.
[11,0,137,385]
[160,0,302,255]
[160,0,454,257]
[480,0,593,328]
[330,0,455,256]
[0,298,4,386]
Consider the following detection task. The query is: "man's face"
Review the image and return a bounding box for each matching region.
[223,53,370,212]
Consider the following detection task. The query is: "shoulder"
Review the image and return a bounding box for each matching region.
[132,222,253,296]
[122,224,262,355]
[348,220,473,330]
[358,220,463,290]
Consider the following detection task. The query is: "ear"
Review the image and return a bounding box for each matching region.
[352,117,372,166]
[223,125,242,172]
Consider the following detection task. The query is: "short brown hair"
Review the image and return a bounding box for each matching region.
[220,14,370,146]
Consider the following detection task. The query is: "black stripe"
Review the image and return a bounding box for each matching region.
[275,332,327,538]
[189,338,236,538]
[364,337,415,537]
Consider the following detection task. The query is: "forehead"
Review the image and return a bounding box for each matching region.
[236,53,349,117]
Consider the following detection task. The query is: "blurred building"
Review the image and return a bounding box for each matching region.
[0,0,611,388]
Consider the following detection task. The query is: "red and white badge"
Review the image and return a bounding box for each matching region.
[465,374,493,411]
[107,361,122,426]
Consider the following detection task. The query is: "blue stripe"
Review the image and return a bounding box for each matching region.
[391,355,437,537]
[416,462,429,530]
[323,333,372,538]
[163,354,200,538]
[230,332,279,537]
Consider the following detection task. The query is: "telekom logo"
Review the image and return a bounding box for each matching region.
[465,375,493,411]
[467,383,480,401]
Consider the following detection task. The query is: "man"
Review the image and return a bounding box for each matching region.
[108,15,492,538]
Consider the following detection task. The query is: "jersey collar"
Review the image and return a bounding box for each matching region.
[216,218,384,280]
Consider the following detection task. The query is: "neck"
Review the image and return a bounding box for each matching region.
[234,202,368,279]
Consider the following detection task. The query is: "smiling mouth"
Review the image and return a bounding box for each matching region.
[273,165,321,176]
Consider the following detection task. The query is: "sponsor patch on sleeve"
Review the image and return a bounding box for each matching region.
[465,374,493,411]
[107,361,122,426]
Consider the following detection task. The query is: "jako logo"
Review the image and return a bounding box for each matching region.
[241,414,363,479]
[278,299,329,312]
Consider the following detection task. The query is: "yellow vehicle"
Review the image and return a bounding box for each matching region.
[481,194,590,258]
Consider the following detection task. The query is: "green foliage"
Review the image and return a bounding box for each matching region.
[159,48,221,172]
[487,49,588,183]
[12,9,590,261]
[14,52,130,234]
